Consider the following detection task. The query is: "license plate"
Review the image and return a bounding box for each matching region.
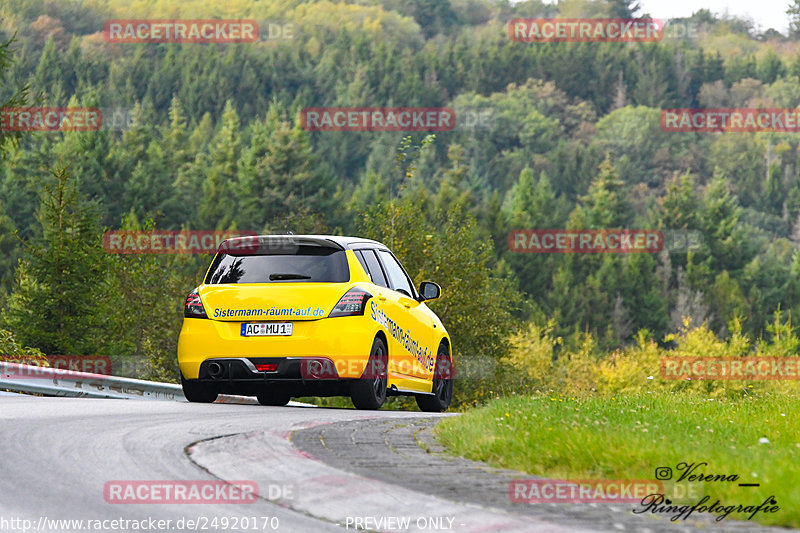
[240,322,293,337]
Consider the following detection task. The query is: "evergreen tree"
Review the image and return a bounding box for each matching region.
[789,0,800,39]
[574,156,633,229]
[0,198,20,295]
[700,173,749,276]
[606,0,641,18]
[124,97,193,227]
[655,171,700,278]
[53,94,123,227]
[196,100,241,229]
[0,35,33,156]
[102,212,192,381]
[33,36,63,97]
[503,167,569,296]
[4,166,107,355]
[660,171,699,230]
[235,102,328,231]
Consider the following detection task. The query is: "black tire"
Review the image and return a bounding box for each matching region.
[350,337,388,410]
[416,346,453,413]
[257,389,291,406]
[181,374,219,403]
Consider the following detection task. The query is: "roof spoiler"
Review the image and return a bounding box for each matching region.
[217,235,344,255]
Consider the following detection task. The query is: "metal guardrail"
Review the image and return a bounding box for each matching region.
[0,361,259,404]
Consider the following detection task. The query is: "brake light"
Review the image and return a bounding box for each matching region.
[328,287,372,317]
[184,287,208,318]
[255,363,278,372]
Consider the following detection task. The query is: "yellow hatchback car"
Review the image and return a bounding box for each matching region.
[177,235,453,411]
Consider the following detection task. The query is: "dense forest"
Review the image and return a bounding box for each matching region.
[3,0,800,405]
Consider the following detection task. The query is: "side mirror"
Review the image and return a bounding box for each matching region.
[418,281,441,302]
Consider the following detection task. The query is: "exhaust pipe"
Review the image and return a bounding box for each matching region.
[207,362,224,379]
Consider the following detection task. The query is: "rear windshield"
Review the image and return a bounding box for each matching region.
[205,246,349,284]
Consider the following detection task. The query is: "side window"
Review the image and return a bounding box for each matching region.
[377,250,414,296]
[362,250,389,288]
[354,250,370,278]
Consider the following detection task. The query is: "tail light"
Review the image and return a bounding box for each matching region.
[184,287,208,318]
[328,287,372,318]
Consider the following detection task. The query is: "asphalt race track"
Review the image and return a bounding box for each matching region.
[0,397,792,533]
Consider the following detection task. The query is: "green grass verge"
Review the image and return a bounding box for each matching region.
[435,392,800,527]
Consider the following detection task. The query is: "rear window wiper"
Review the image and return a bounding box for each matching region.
[269,273,312,280]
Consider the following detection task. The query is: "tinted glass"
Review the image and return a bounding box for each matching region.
[354,250,369,276]
[377,250,413,295]
[205,246,349,284]
[362,250,389,288]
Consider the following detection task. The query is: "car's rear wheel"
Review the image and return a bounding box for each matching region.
[257,389,291,406]
[181,374,219,403]
[350,337,388,410]
[416,346,453,412]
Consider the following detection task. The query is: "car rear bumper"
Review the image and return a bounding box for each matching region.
[177,316,375,380]
[189,356,360,397]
